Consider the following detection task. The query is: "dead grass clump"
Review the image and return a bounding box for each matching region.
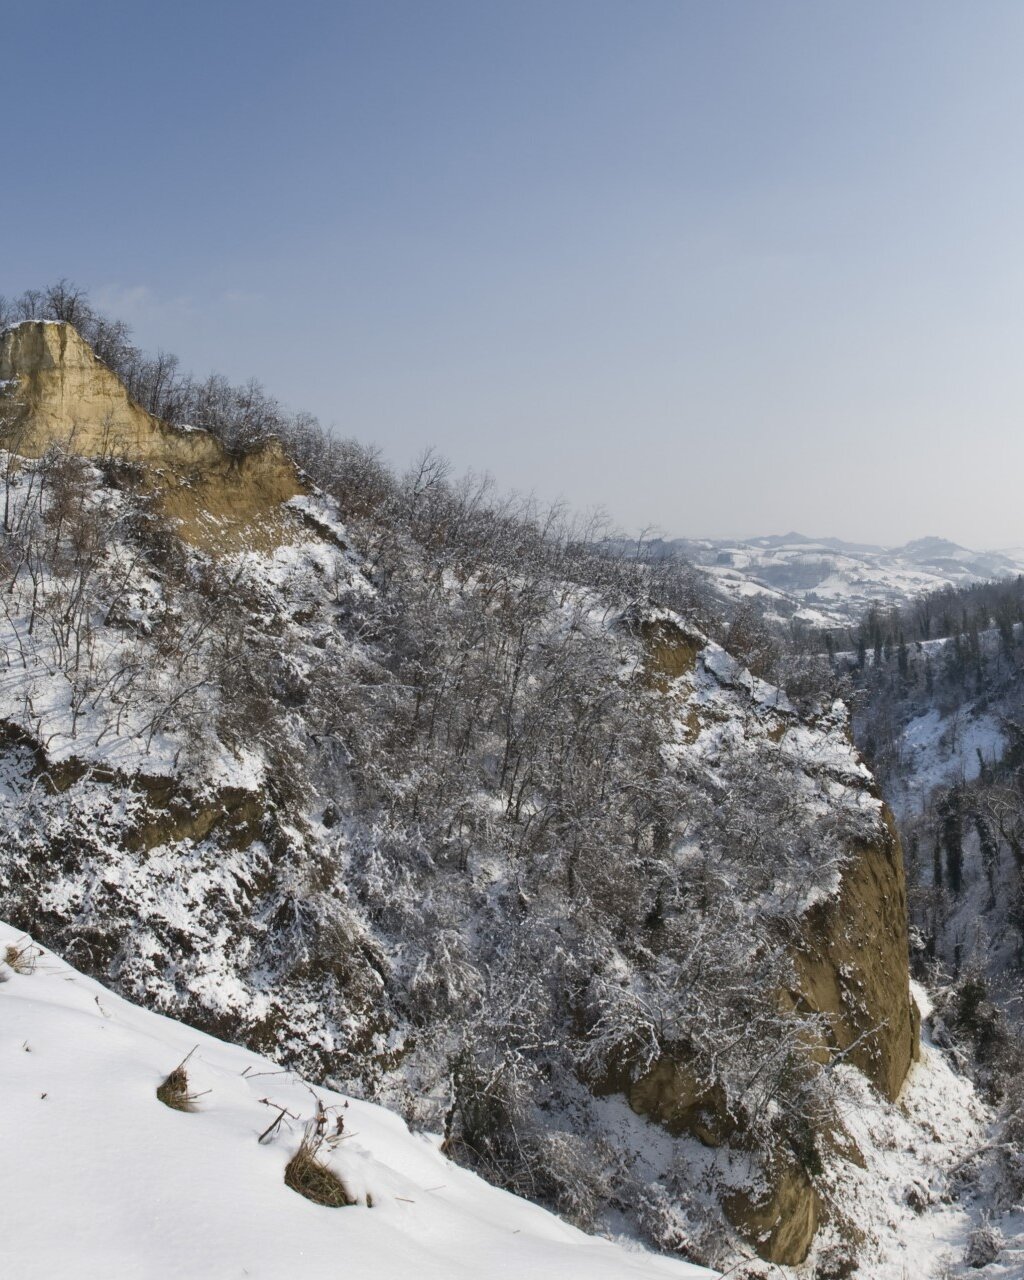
[156,1048,201,1112]
[285,1128,354,1208]
[5,941,39,974]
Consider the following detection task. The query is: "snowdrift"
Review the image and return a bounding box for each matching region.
[0,922,714,1280]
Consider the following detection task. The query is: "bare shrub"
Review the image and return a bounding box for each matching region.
[156,1049,201,1112]
[964,1214,1003,1268]
[4,940,39,974]
[284,1125,354,1208]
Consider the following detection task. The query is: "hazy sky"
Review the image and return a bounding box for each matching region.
[5,1,1024,547]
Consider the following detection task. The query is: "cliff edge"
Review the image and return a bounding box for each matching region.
[0,321,304,551]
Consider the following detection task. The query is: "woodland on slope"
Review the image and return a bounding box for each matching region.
[791,579,1024,1251]
[0,282,975,1276]
[834,584,1024,1046]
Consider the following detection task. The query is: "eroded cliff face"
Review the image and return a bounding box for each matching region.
[620,617,920,1264]
[0,321,304,551]
[0,322,923,1265]
[789,808,920,1104]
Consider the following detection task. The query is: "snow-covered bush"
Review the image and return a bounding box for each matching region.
[964,1213,1004,1268]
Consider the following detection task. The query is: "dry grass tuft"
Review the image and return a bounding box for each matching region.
[285,1127,355,1208]
[5,941,39,974]
[156,1049,201,1112]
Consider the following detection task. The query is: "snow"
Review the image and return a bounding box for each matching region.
[0,923,714,1280]
[665,533,1024,625]
[700,641,797,713]
[1,436,1016,1275]
[808,985,1024,1280]
[892,706,1006,816]
[0,451,370,795]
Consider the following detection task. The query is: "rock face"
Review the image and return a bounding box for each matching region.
[790,808,920,1105]
[0,321,304,551]
[720,815,919,1264]
[620,617,920,1265]
[724,1163,821,1267]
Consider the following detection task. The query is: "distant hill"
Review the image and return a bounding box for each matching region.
[643,533,1024,626]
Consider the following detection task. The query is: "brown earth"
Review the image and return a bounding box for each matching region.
[0,321,304,551]
[617,617,920,1264]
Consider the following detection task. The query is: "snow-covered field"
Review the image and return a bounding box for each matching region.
[0,922,714,1280]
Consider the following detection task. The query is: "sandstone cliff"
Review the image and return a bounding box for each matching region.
[620,616,920,1263]
[0,321,304,551]
[0,319,922,1269]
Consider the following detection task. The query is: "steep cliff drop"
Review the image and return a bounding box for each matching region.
[0,319,925,1271]
[621,618,920,1264]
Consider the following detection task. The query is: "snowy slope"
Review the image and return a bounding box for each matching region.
[798,983,1024,1280]
[648,534,1024,625]
[6,922,1017,1280]
[0,922,714,1280]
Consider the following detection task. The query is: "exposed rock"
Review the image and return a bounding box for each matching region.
[125,778,264,853]
[630,818,918,1263]
[0,716,263,852]
[0,321,304,551]
[626,1056,734,1147]
[632,614,704,688]
[614,613,920,1265]
[790,807,920,1103]
[725,1162,820,1265]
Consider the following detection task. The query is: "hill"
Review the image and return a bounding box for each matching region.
[643,533,1024,627]
[0,287,983,1274]
[0,922,713,1280]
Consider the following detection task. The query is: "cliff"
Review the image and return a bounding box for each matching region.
[0,321,304,551]
[620,618,920,1263]
[0,319,923,1272]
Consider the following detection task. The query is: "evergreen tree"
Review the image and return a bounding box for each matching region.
[940,788,965,895]
[897,630,909,681]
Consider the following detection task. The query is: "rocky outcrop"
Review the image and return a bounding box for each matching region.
[725,1163,821,1266]
[0,321,304,551]
[0,717,264,852]
[788,808,920,1104]
[614,615,920,1265]
[624,1057,734,1148]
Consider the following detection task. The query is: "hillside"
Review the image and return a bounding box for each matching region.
[841,579,1024,1031]
[0,296,991,1275]
[4,926,1013,1279]
[644,533,1024,627]
[0,922,713,1280]
[0,321,303,551]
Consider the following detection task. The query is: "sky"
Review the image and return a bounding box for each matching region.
[4,0,1024,548]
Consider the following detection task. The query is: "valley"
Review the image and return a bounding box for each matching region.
[0,290,1021,1278]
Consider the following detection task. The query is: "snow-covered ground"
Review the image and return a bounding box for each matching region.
[0,922,714,1280]
[819,983,991,1280]
[6,927,1020,1279]
[650,533,1024,626]
[895,705,1006,812]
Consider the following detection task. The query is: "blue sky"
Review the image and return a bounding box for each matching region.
[5,1,1024,546]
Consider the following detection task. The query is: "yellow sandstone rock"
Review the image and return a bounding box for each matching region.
[0,321,304,552]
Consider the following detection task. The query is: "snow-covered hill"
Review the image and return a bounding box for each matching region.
[1,302,1013,1275]
[7,923,1019,1279]
[0,321,920,1267]
[0,921,713,1280]
[647,533,1024,626]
